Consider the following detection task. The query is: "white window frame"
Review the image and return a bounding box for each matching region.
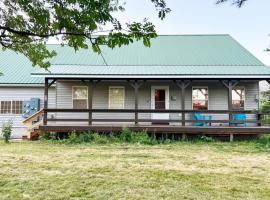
[72,86,88,109]
[108,86,125,109]
[0,100,23,115]
[232,86,246,110]
[192,86,209,110]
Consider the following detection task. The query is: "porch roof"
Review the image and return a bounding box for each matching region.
[32,64,270,79]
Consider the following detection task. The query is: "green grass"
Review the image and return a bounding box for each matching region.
[0,141,270,200]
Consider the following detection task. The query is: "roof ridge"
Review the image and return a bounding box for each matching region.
[45,34,231,45]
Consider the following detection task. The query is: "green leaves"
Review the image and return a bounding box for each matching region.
[0,0,170,69]
[216,0,248,7]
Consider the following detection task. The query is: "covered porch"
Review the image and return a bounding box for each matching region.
[35,77,270,140]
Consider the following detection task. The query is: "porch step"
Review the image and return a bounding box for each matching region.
[29,129,40,140]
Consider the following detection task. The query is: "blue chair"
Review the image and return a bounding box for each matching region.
[232,113,247,127]
[194,113,212,126]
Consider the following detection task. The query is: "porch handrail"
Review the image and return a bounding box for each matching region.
[42,108,268,126]
[44,108,266,114]
[22,109,44,139]
[22,109,44,124]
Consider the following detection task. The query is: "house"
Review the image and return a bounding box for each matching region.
[0,50,56,138]
[1,35,270,139]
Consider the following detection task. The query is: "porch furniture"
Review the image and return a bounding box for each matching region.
[194,113,213,126]
[232,113,247,127]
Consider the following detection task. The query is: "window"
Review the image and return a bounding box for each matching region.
[232,87,245,110]
[0,101,11,114]
[109,87,125,109]
[192,87,208,110]
[0,101,23,114]
[72,86,88,109]
[12,101,23,114]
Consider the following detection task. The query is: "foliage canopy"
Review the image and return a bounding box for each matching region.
[0,0,170,69]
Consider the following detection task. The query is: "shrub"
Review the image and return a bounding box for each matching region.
[39,131,53,140]
[197,135,215,142]
[119,128,156,145]
[1,120,13,143]
[62,128,156,145]
[119,128,133,142]
[257,135,270,148]
[66,131,94,144]
[92,133,109,144]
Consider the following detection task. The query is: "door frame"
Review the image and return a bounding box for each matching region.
[151,86,170,120]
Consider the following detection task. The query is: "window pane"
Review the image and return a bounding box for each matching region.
[12,101,23,114]
[232,87,245,110]
[192,88,208,110]
[155,89,166,110]
[109,87,125,109]
[193,100,208,110]
[73,87,88,99]
[73,100,87,109]
[1,101,11,114]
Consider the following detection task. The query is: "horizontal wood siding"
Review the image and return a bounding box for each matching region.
[0,86,56,138]
[55,80,259,126]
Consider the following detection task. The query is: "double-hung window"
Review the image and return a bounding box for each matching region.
[0,101,23,114]
[192,87,209,110]
[72,86,88,109]
[232,87,245,110]
[109,87,125,109]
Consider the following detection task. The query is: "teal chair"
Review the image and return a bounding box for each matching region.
[194,113,212,126]
[232,113,247,127]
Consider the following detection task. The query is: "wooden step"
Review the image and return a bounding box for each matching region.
[29,129,40,140]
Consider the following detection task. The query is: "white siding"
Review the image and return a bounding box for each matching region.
[0,86,56,138]
[55,80,259,126]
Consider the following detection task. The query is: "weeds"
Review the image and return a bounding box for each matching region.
[1,120,13,143]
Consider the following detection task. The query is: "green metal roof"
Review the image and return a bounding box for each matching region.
[0,50,43,85]
[1,34,269,84]
[46,34,264,66]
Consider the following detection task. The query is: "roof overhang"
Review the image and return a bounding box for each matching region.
[31,64,270,80]
[31,74,270,80]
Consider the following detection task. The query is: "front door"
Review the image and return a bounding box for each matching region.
[151,86,169,120]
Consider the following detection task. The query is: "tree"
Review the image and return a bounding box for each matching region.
[0,0,170,69]
[216,0,247,7]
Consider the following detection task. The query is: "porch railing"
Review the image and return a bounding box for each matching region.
[43,109,268,126]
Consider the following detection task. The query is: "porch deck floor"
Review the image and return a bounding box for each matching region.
[39,125,270,135]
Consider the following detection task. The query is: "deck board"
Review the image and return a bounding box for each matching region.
[39,125,270,134]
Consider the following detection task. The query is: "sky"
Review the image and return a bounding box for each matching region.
[114,0,270,66]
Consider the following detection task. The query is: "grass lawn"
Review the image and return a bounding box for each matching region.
[0,141,270,200]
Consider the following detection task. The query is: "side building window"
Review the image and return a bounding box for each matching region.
[232,87,245,110]
[0,101,23,114]
[72,86,88,109]
[192,87,209,110]
[109,87,125,109]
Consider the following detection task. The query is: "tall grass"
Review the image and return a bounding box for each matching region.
[50,128,158,145]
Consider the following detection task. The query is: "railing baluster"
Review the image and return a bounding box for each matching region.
[44,108,269,127]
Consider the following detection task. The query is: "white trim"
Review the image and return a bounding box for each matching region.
[31,74,270,79]
[108,86,125,109]
[232,86,246,110]
[72,86,88,109]
[192,86,209,110]
[151,86,170,120]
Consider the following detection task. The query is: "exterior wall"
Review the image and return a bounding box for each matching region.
[0,86,56,138]
[54,80,259,126]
